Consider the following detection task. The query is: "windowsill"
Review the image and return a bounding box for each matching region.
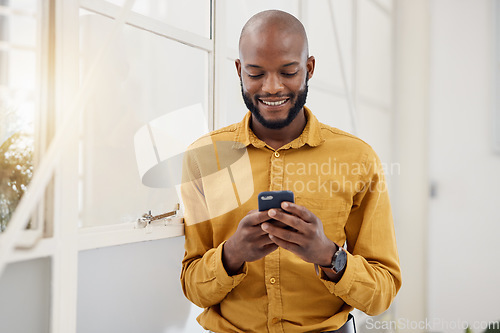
[78,217,184,251]
[4,219,184,263]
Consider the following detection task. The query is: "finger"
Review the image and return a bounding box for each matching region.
[268,233,302,255]
[261,222,304,245]
[266,219,293,230]
[281,202,316,224]
[242,223,277,241]
[261,243,279,256]
[267,209,307,233]
[257,232,278,246]
[246,210,274,226]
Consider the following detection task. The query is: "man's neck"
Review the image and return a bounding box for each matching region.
[250,108,307,150]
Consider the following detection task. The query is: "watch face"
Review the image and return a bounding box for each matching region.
[334,249,347,272]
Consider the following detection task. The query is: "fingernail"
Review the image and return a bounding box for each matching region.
[261,223,268,230]
[282,202,288,208]
[269,209,276,217]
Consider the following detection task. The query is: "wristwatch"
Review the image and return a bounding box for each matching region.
[321,245,347,273]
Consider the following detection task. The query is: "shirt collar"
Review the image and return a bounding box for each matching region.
[233,106,325,150]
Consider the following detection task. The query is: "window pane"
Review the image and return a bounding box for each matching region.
[1,13,37,46]
[358,0,393,106]
[376,0,393,11]
[79,11,209,227]
[306,87,352,133]
[218,58,246,128]
[0,258,51,333]
[105,0,211,38]
[3,0,37,11]
[0,0,38,232]
[306,0,353,91]
[357,104,392,165]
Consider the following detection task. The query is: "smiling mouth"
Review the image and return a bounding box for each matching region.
[259,98,289,106]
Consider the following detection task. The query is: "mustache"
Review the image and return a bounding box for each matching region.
[255,93,293,99]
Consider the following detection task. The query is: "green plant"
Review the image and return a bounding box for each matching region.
[483,321,500,333]
[0,132,34,232]
[464,321,500,333]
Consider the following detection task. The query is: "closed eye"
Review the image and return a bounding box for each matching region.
[247,73,264,78]
[282,72,298,77]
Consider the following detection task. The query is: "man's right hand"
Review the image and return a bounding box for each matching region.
[222,210,278,275]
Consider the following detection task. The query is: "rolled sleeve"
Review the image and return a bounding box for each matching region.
[214,241,248,289]
[316,251,357,296]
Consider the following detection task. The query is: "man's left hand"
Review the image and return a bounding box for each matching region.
[261,201,337,267]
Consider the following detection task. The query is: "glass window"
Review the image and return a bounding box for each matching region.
[79,10,209,227]
[0,0,38,232]
[218,58,246,128]
[305,0,354,91]
[357,104,392,164]
[376,0,393,11]
[358,0,393,106]
[105,0,211,39]
[306,87,352,132]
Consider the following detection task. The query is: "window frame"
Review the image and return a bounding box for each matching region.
[2,0,213,261]
[74,0,214,248]
[0,0,53,248]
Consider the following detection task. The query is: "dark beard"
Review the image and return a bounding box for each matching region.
[240,76,309,130]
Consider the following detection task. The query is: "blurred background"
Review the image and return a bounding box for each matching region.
[0,0,499,332]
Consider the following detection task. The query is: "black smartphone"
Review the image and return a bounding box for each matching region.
[258,190,295,211]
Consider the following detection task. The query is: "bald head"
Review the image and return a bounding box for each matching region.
[239,10,309,58]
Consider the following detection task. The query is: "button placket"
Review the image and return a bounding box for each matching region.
[270,150,284,191]
[266,149,285,333]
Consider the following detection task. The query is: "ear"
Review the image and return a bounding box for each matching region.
[306,56,315,80]
[235,59,242,79]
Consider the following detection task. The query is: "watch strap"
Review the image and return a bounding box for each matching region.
[315,244,345,275]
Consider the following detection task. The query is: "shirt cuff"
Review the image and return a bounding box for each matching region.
[214,241,248,289]
[317,251,356,296]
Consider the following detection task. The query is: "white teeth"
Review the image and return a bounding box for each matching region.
[261,99,287,106]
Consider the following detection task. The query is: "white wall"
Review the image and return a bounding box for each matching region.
[0,258,51,333]
[428,0,500,332]
[392,1,430,332]
[77,237,202,333]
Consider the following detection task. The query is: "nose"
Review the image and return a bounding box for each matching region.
[262,73,283,95]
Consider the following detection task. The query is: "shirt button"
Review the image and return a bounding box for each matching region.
[274,151,280,158]
[270,277,276,284]
[272,317,280,324]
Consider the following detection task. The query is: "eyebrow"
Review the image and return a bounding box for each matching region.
[245,61,299,69]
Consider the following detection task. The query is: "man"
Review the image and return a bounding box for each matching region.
[180,10,401,333]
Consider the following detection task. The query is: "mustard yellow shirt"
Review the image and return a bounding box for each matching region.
[180,107,401,333]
